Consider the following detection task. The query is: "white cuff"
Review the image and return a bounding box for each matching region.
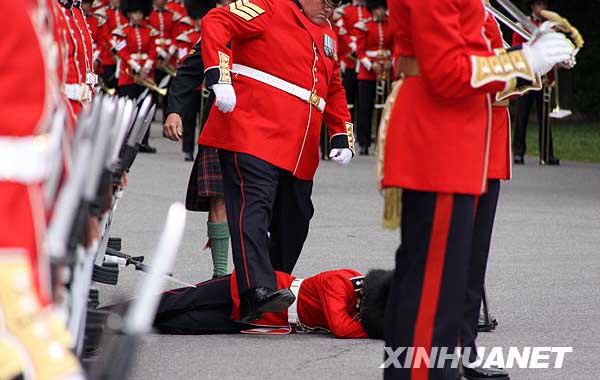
[143,60,154,71]
[360,58,372,71]
[128,59,142,72]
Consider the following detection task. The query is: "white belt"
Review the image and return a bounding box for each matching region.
[0,135,49,183]
[86,73,98,86]
[63,83,92,102]
[287,278,304,325]
[130,53,149,60]
[232,64,326,113]
[366,50,391,58]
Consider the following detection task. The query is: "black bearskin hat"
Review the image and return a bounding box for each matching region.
[359,269,393,340]
[366,0,386,12]
[121,0,153,17]
[185,0,216,19]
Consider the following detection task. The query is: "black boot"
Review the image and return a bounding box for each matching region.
[239,287,296,324]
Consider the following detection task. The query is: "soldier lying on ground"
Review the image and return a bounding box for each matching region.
[110,269,391,339]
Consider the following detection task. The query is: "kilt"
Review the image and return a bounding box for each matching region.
[185,144,224,212]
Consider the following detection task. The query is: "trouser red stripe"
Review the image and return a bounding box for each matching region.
[234,153,251,289]
[411,193,454,380]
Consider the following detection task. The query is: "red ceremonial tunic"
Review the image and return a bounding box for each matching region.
[147,6,179,64]
[175,28,201,66]
[384,0,511,195]
[229,269,368,338]
[199,0,352,180]
[355,17,394,81]
[113,23,158,86]
[0,0,58,305]
[337,3,371,71]
[99,5,127,66]
[166,0,193,39]
[59,4,91,117]
[71,5,95,93]
[86,11,105,67]
[485,14,511,181]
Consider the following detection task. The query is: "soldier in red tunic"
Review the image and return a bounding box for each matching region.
[148,0,180,103]
[336,0,371,119]
[199,0,355,323]
[512,0,559,166]
[167,0,194,38]
[58,0,93,119]
[82,0,106,73]
[0,1,84,378]
[98,0,128,90]
[382,0,575,378]
[149,269,391,340]
[354,0,392,155]
[113,0,158,151]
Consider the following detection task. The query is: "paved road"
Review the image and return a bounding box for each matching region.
[98,123,600,380]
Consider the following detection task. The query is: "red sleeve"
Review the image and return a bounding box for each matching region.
[319,276,368,339]
[399,0,507,98]
[512,30,527,47]
[355,23,368,62]
[200,0,275,86]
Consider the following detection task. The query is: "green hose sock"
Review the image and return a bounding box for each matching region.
[207,222,230,277]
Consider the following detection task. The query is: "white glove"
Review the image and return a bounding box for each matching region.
[348,41,357,52]
[212,83,236,113]
[329,148,353,166]
[340,60,347,74]
[360,58,372,71]
[522,28,575,76]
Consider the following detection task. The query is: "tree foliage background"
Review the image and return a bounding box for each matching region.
[494,0,600,120]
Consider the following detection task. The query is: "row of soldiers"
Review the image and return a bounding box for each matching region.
[0,0,180,378]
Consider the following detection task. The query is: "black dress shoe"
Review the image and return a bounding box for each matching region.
[184,152,194,161]
[139,144,157,153]
[239,287,296,324]
[478,314,498,332]
[359,146,369,156]
[540,157,560,166]
[463,365,510,380]
[513,154,524,165]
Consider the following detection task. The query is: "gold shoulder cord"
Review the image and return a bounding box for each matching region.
[540,10,584,49]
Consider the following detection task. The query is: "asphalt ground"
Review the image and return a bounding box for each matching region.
[98,122,600,380]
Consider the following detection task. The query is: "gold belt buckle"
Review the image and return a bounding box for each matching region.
[309,92,320,108]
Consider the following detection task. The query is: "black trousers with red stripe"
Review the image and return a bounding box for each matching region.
[153,275,253,334]
[384,190,475,380]
[460,179,501,363]
[218,151,314,296]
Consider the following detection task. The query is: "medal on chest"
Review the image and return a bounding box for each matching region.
[323,33,338,61]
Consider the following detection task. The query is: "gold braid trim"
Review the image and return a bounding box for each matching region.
[471,49,534,88]
[376,78,404,230]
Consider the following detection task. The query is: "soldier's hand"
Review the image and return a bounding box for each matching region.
[329,148,353,166]
[212,83,237,113]
[163,113,184,141]
[523,24,574,76]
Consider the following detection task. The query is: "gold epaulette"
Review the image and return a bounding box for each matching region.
[471,49,534,89]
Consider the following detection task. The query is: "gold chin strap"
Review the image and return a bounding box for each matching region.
[540,10,584,49]
[323,0,340,8]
